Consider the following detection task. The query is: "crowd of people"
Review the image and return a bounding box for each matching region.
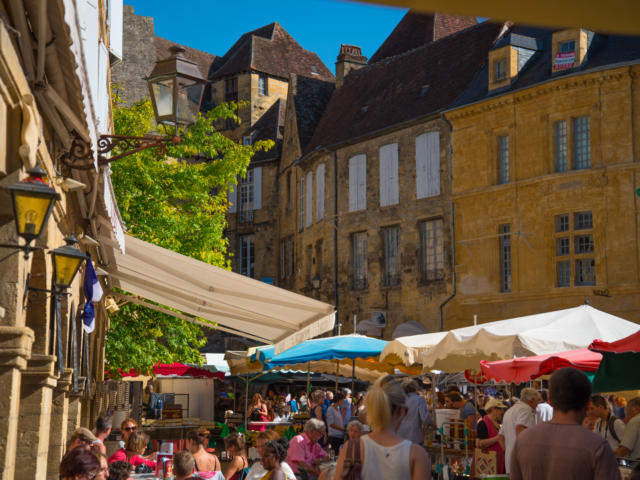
[59,370,640,479]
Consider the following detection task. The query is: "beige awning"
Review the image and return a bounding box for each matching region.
[101,234,335,350]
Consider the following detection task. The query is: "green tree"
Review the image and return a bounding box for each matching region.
[105,88,272,376]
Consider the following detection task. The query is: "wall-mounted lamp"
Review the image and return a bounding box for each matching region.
[0,166,60,261]
[312,274,321,290]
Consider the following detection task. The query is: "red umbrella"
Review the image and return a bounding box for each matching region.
[589,331,640,353]
[480,348,602,383]
[109,362,224,380]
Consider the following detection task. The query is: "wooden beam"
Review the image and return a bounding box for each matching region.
[44,86,91,143]
[8,0,36,80]
[36,0,46,82]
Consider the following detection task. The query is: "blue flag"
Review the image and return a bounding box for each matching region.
[82,254,103,334]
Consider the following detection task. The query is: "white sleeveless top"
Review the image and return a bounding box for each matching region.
[361,435,412,480]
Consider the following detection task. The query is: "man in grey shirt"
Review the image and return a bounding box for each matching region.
[397,379,430,445]
[510,368,620,480]
[615,397,640,460]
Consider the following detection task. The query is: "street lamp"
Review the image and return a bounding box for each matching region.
[50,236,86,290]
[1,166,60,261]
[61,47,207,171]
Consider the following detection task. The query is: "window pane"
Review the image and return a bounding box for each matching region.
[575,258,596,285]
[420,219,444,282]
[574,116,590,169]
[560,40,575,53]
[557,261,571,287]
[574,211,593,230]
[239,235,254,278]
[555,120,568,172]
[556,237,570,256]
[383,227,400,286]
[499,224,511,292]
[352,232,368,290]
[575,235,594,254]
[494,59,506,82]
[498,135,510,184]
[555,214,569,233]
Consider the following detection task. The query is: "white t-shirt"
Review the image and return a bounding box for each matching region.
[536,402,553,423]
[245,461,296,480]
[326,406,344,438]
[500,402,537,473]
[594,415,625,450]
[620,413,640,460]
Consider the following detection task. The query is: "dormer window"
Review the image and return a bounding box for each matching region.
[559,40,575,54]
[494,59,507,82]
[552,29,593,73]
[258,75,268,95]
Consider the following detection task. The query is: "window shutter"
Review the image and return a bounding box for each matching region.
[416,132,440,199]
[357,155,367,210]
[228,181,237,213]
[80,0,99,106]
[316,163,325,220]
[253,167,262,209]
[305,171,313,227]
[349,156,358,212]
[97,42,110,133]
[380,143,398,206]
[107,0,123,60]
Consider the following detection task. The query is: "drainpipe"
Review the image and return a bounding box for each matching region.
[439,117,457,331]
[333,151,339,334]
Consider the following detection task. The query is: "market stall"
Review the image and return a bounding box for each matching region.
[589,330,640,393]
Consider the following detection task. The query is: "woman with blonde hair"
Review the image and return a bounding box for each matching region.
[333,375,430,480]
[248,393,269,432]
[186,427,222,478]
[223,432,249,480]
[108,431,156,469]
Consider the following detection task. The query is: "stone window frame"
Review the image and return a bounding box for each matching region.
[258,74,268,96]
[382,225,401,287]
[553,211,595,287]
[498,134,510,184]
[418,218,445,283]
[499,223,512,292]
[549,110,591,173]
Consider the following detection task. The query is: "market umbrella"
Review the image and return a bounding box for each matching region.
[112,362,225,379]
[589,330,640,393]
[479,348,602,383]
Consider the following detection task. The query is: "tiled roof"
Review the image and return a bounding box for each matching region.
[450,26,640,109]
[303,21,505,155]
[291,74,336,152]
[369,10,477,64]
[154,36,221,79]
[251,99,286,163]
[211,23,334,82]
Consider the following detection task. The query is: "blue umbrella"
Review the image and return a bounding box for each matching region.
[268,335,387,365]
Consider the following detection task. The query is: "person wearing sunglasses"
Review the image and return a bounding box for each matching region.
[108,431,156,469]
[68,428,98,452]
[117,418,138,449]
[60,448,101,480]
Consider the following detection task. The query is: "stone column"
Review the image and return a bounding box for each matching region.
[0,326,34,480]
[67,376,85,440]
[15,354,57,479]
[46,368,72,480]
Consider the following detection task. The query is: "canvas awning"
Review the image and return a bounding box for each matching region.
[100,234,335,350]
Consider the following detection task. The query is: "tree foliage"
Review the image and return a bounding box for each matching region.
[105,87,273,376]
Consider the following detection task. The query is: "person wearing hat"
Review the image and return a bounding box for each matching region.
[476,397,508,474]
[68,427,98,452]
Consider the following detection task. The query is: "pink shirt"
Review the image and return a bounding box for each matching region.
[107,448,156,469]
[285,433,326,473]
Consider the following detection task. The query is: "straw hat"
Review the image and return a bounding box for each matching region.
[484,398,508,411]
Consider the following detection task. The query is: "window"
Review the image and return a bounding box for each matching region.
[225,77,238,102]
[239,170,254,223]
[280,239,286,280]
[315,241,323,278]
[554,211,595,287]
[499,224,511,292]
[559,40,575,53]
[379,144,399,206]
[287,237,294,277]
[298,177,304,232]
[239,235,254,278]
[554,120,568,172]
[383,227,400,286]
[348,155,366,212]
[416,132,440,199]
[494,58,507,82]
[498,135,510,184]
[419,219,444,282]
[352,232,368,290]
[258,75,267,95]
[574,116,590,169]
[305,172,313,227]
[306,245,313,284]
[316,164,325,220]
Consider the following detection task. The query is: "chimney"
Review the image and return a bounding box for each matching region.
[335,44,367,88]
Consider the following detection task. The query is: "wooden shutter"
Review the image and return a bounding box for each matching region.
[107,0,123,60]
[380,144,398,206]
[416,132,440,199]
[305,171,313,227]
[357,155,367,210]
[228,181,237,213]
[253,167,262,210]
[349,156,358,212]
[97,42,110,133]
[316,163,325,220]
[80,0,99,106]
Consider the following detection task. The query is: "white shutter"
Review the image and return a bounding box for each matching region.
[97,42,110,133]
[299,178,305,229]
[348,156,358,212]
[316,163,325,220]
[379,144,398,206]
[80,0,99,105]
[305,171,313,227]
[416,132,441,199]
[107,0,123,60]
[253,167,262,210]
[357,155,367,210]
[228,181,237,213]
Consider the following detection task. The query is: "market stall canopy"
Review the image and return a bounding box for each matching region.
[203,353,230,374]
[114,362,225,379]
[420,305,638,372]
[589,331,640,393]
[101,234,335,350]
[267,335,387,365]
[480,348,602,383]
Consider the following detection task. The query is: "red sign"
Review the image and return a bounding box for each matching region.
[554,51,575,70]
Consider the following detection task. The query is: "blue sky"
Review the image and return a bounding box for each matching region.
[125,0,408,73]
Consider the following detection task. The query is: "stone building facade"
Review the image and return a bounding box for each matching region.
[0,0,124,478]
[445,26,640,328]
